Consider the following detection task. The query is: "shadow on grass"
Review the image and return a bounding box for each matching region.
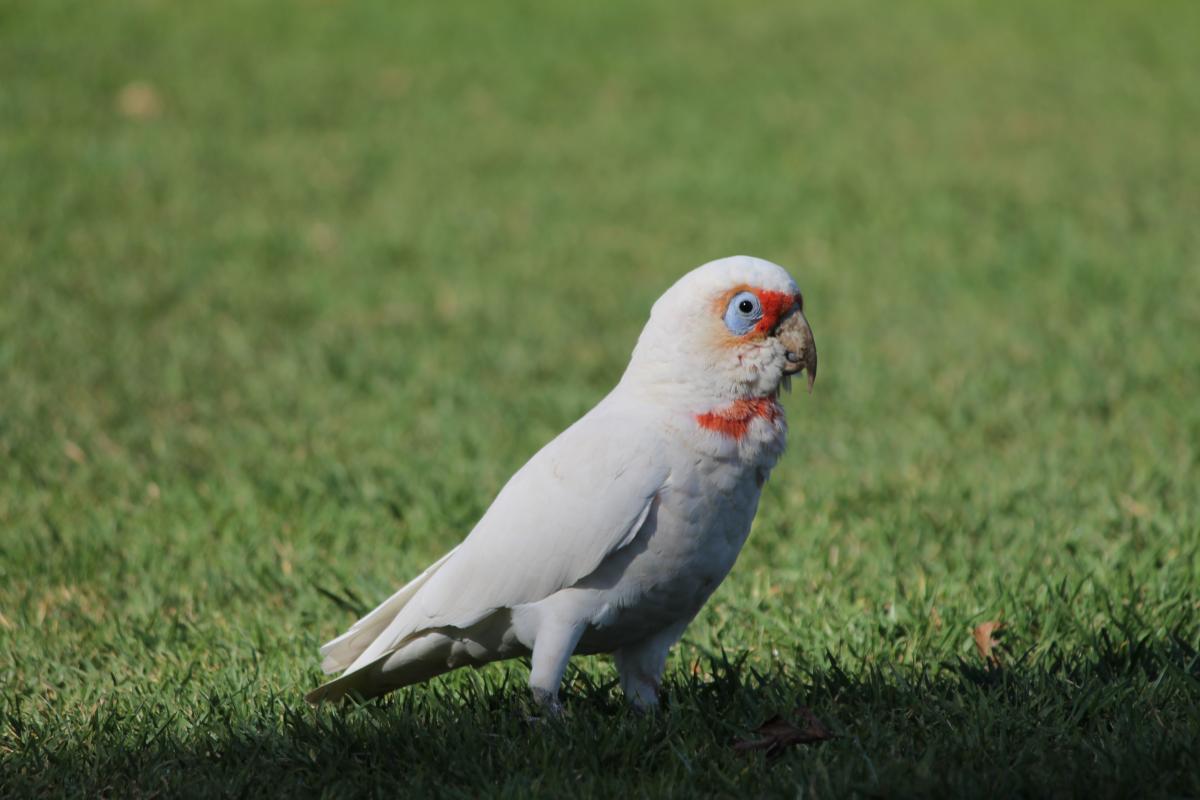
[3,633,1199,797]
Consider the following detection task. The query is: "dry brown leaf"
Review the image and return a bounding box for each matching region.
[733,707,834,760]
[63,440,86,464]
[117,81,163,119]
[306,222,338,256]
[974,620,1004,665]
[376,67,412,96]
[1119,494,1150,518]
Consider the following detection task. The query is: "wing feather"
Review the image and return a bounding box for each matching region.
[338,399,671,674]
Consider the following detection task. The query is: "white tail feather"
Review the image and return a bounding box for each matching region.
[306,632,459,705]
[318,547,458,674]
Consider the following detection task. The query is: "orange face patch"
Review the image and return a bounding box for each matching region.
[752,290,801,336]
[713,285,802,339]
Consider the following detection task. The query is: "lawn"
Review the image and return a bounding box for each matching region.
[2,0,1199,796]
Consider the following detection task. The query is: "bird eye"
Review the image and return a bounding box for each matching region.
[723,291,762,335]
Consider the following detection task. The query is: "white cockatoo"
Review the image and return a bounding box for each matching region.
[307,255,816,713]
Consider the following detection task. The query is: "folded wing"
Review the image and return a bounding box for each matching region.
[316,399,672,683]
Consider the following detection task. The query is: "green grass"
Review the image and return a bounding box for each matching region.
[2,0,1199,796]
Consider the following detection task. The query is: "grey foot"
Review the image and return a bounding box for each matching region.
[622,676,661,713]
[528,687,566,721]
[628,693,661,715]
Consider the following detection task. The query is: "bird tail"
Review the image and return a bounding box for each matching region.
[316,547,458,675]
[305,631,459,705]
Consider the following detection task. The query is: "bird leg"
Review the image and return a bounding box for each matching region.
[528,621,586,717]
[614,622,686,711]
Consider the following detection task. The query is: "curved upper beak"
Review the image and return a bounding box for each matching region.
[777,308,817,393]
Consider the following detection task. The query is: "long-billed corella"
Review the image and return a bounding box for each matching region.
[307,255,817,714]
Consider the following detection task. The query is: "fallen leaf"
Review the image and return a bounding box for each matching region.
[974,620,1004,666]
[306,221,338,256]
[733,707,834,760]
[117,81,163,120]
[1119,494,1150,518]
[63,440,86,464]
[376,66,411,96]
[930,606,943,630]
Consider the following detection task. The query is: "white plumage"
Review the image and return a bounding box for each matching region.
[307,255,816,712]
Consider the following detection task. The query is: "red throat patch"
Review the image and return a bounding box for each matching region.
[695,397,783,440]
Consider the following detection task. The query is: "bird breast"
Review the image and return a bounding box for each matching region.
[569,448,769,652]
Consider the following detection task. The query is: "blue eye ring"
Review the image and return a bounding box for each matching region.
[723,291,762,335]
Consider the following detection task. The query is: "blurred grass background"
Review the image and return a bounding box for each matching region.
[1,0,1198,796]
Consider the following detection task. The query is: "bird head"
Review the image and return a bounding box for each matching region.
[624,256,817,404]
